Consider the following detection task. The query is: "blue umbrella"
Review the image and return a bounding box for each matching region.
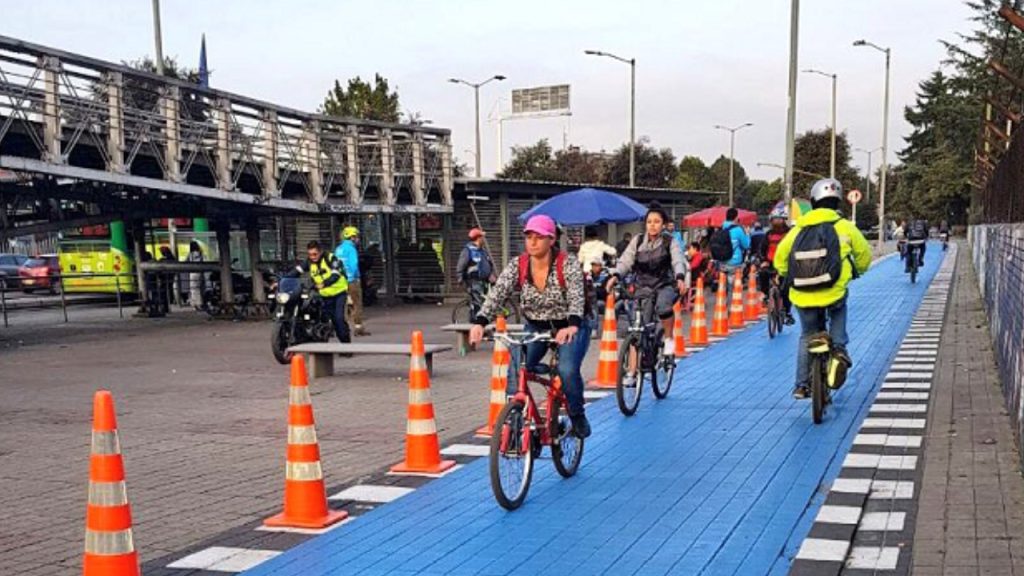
[517,187,647,225]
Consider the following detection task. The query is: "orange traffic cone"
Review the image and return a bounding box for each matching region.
[593,294,620,389]
[83,391,140,576]
[729,270,745,328]
[264,356,347,529]
[689,277,709,345]
[391,331,456,475]
[476,316,510,437]
[673,300,687,357]
[745,270,761,322]
[710,272,730,337]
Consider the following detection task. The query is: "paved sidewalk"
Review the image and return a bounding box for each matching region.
[239,249,944,576]
[912,246,1024,574]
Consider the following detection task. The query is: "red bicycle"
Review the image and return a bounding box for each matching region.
[488,331,584,510]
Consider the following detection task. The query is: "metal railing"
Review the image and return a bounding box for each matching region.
[0,34,453,214]
[0,271,130,327]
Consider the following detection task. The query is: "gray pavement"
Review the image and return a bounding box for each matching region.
[912,247,1024,575]
[0,303,601,576]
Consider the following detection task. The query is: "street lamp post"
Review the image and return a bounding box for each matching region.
[854,39,891,249]
[803,69,837,178]
[585,50,636,187]
[714,123,754,206]
[449,75,507,178]
[151,0,164,75]
[854,146,881,202]
[783,0,800,202]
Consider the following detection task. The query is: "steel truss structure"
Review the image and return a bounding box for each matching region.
[0,35,453,217]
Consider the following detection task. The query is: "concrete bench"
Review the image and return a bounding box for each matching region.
[441,323,525,356]
[288,343,452,379]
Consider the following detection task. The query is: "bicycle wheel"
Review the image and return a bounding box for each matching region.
[811,355,826,424]
[767,289,778,339]
[652,352,675,399]
[451,298,470,323]
[549,395,584,478]
[489,401,534,510]
[616,336,644,416]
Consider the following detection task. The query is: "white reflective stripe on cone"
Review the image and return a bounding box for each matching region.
[91,431,121,455]
[288,425,318,445]
[88,481,128,506]
[286,461,323,481]
[84,528,135,555]
[407,418,437,435]
[599,350,618,361]
[289,386,311,406]
[490,390,507,403]
[491,364,506,378]
[408,388,432,405]
[410,355,428,371]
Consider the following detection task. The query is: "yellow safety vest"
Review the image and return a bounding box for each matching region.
[309,254,348,297]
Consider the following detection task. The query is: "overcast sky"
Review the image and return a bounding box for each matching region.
[3,1,976,182]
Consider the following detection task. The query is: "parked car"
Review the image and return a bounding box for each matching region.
[18,254,61,294]
[0,253,29,290]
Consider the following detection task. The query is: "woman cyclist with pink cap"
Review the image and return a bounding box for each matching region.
[469,214,591,438]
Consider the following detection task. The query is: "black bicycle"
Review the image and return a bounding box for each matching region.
[452,282,521,324]
[615,285,676,416]
[807,332,834,424]
[906,240,924,284]
[766,275,785,339]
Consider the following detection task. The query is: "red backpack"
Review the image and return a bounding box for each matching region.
[516,251,568,290]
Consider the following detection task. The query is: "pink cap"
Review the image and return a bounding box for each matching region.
[523,215,557,238]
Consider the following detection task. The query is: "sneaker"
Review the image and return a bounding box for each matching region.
[792,385,810,399]
[833,347,853,368]
[570,413,591,439]
[784,313,795,326]
[622,373,637,388]
[662,339,674,357]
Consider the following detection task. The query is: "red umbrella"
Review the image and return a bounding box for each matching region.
[682,206,758,228]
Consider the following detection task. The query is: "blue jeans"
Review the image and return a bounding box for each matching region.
[507,321,588,417]
[795,297,848,387]
[322,292,351,343]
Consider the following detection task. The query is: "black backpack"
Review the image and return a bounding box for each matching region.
[908,220,928,240]
[709,225,736,262]
[788,220,842,291]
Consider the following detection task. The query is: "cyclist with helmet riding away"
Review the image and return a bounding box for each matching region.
[335,225,368,336]
[468,215,590,438]
[774,179,871,399]
[758,205,795,325]
[606,202,690,360]
[456,227,496,321]
[905,215,929,273]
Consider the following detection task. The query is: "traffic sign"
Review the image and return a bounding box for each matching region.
[847,189,863,204]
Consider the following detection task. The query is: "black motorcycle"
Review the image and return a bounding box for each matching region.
[270,273,334,364]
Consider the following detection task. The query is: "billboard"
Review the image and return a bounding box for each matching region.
[511,85,571,116]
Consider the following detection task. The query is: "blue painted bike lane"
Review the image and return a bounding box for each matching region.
[244,247,942,576]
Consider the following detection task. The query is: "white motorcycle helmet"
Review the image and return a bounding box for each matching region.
[809,178,843,202]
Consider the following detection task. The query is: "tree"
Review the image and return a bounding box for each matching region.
[791,128,859,198]
[321,74,401,122]
[706,155,748,197]
[92,56,205,122]
[553,146,609,183]
[605,138,678,187]
[498,139,559,181]
[675,155,711,190]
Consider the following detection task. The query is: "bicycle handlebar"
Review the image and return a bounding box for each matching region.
[490,331,555,347]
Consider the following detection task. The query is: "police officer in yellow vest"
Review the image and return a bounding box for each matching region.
[305,240,351,343]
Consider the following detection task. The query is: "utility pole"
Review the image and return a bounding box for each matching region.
[152,0,165,75]
[783,0,800,201]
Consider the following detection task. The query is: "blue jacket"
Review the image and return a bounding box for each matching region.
[722,220,750,266]
[334,240,360,281]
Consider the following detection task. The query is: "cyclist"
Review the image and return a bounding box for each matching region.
[606,202,689,359]
[894,220,907,260]
[456,227,496,321]
[759,206,795,325]
[303,240,351,344]
[905,216,929,273]
[774,179,871,399]
[468,215,590,438]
